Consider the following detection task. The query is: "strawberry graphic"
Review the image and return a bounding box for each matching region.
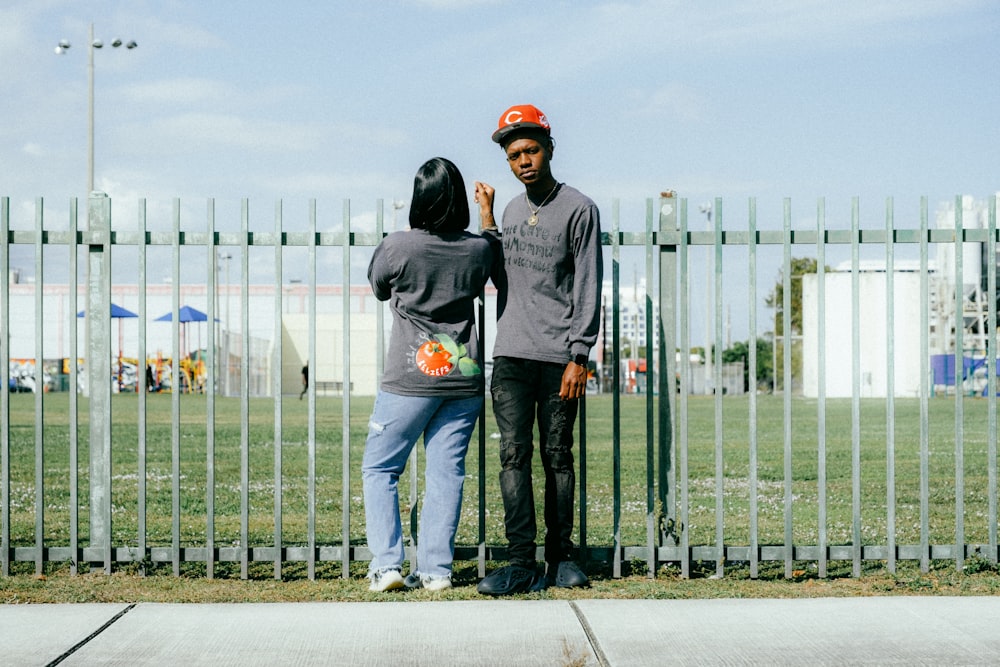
[414,333,481,377]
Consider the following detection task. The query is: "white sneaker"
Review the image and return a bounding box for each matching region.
[369,569,404,592]
[403,572,452,591]
[422,576,452,592]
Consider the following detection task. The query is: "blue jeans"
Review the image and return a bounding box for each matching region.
[490,357,579,568]
[362,391,481,578]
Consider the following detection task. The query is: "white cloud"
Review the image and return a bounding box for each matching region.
[128,15,228,53]
[519,0,994,71]
[148,113,326,152]
[650,0,989,51]
[124,78,244,107]
[263,171,396,196]
[626,83,709,124]
[407,0,501,8]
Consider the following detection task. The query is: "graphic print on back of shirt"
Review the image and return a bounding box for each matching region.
[410,332,481,378]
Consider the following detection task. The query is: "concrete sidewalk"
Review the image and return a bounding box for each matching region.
[3,597,999,666]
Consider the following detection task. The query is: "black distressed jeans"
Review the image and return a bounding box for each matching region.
[490,356,578,568]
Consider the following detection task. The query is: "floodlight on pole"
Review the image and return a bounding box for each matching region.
[391,199,407,232]
[55,24,138,194]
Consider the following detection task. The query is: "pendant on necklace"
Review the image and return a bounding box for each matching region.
[528,215,538,226]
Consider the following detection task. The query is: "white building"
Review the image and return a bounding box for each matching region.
[802,267,925,398]
[801,194,999,398]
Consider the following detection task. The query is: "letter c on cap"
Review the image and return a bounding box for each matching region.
[503,110,524,126]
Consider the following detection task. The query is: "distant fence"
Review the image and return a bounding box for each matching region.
[1,193,998,580]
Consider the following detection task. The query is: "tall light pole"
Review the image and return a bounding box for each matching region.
[55,24,137,194]
[391,200,407,232]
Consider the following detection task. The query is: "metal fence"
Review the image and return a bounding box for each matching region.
[1,193,998,580]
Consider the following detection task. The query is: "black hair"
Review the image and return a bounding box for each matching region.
[408,157,470,233]
[499,127,554,152]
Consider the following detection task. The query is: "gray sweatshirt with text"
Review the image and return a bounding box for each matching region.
[488,183,603,365]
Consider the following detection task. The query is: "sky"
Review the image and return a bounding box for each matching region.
[2,0,999,346]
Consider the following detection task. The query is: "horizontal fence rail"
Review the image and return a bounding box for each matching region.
[1,194,998,581]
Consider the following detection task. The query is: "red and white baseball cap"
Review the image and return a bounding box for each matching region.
[491,104,551,144]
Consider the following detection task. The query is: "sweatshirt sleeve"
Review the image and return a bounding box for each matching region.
[569,203,604,359]
[367,238,393,302]
[482,229,505,291]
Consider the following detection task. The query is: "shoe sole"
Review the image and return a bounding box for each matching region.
[477,578,544,595]
[370,581,404,592]
[423,580,452,592]
[369,572,405,592]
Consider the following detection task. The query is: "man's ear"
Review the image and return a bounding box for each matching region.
[547,138,556,158]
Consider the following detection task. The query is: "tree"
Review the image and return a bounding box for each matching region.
[766,257,828,393]
[765,257,826,336]
[722,338,774,392]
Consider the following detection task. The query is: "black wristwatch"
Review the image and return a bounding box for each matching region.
[573,354,588,367]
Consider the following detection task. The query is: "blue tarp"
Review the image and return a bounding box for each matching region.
[931,354,1000,395]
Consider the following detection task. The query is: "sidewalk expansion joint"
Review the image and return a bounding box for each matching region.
[46,603,137,667]
[569,601,610,667]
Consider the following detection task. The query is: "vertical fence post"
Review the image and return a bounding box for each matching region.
[953,197,966,571]
[712,197,724,578]
[169,199,181,577]
[919,197,930,573]
[1,197,10,577]
[341,200,352,579]
[657,194,677,555]
[68,199,80,575]
[815,198,826,579]
[748,198,760,579]
[989,195,998,565]
[850,197,862,577]
[643,198,655,577]
[205,200,216,579]
[782,199,794,578]
[137,199,148,575]
[678,200,691,578]
[33,199,45,577]
[307,199,318,580]
[87,192,112,572]
[885,198,897,574]
[610,200,621,578]
[273,200,283,581]
[240,200,250,579]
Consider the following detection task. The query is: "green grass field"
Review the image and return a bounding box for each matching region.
[3,391,1000,602]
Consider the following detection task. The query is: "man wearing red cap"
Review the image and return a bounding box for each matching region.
[474,104,603,595]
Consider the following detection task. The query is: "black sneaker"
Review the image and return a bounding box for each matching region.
[476,565,546,596]
[550,561,589,588]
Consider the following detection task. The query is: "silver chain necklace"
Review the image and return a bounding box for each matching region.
[525,183,560,226]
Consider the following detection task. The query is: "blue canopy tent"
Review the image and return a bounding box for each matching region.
[155,305,213,356]
[155,304,209,324]
[77,303,139,319]
[155,305,216,392]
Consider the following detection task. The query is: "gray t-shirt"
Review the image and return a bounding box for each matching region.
[368,228,496,397]
[489,183,603,365]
